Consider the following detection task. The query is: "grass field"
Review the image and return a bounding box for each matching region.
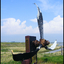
[1,42,63,64]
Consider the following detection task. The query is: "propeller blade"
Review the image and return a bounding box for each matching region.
[34,3,43,39]
[45,40,57,50]
[12,44,42,61]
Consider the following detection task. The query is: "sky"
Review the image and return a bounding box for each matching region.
[1,0,63,42]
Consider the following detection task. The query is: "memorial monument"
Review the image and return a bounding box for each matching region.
[11,3,57,64]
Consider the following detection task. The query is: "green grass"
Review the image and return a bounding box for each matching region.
[1,42,25,47]
[1,42,63,64]
[37,55,63,64]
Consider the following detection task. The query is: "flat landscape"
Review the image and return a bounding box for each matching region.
[1,42,63,64]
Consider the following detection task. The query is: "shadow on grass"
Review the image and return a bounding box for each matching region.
[44,58,48,62]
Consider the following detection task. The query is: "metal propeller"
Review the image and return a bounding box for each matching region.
[11,3,57,61]
[34,3,57,50]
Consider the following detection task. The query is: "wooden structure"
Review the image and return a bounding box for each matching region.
[22,36,37,64]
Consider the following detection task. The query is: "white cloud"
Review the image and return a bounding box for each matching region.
[1,18,39,35]
[38,0,63,16]
[30,18,47,24]
[43,15,63,34]
[30,18,37,22]
[1,15,63,35]
[30,15,63,34]
[39,0,53,10]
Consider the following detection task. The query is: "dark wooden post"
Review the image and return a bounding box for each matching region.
[22,36,37,64]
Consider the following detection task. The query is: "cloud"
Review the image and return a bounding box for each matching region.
[30,15,63,34]
[1,18,39,35]
[30,18,47,24]
[30,18,37,22]
[38,0,63,16]
[43,15,63,34]
[1,15,63,35]
[38,0,53,10]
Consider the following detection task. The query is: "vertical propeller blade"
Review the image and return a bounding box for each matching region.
[34,3,43,39]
